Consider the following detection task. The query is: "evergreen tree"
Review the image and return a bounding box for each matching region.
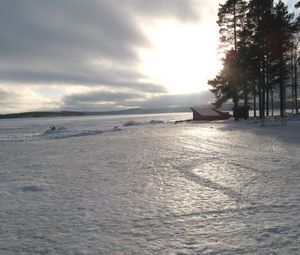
[213,0,247,119]
[290,38,299,113]
[218,0,247,51]
[293,1,300,113]
[209,0,298,120]
[247,0,274,119]
[271,0,295,117]
[209,50,239,108]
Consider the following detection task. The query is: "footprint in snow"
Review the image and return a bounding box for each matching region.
[21,185,45,192]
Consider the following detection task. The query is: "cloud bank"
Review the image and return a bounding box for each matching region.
[0,0,216,113]
[61,90,215,111]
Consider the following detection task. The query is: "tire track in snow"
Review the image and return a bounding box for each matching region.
[152,158,165,189]
[270,136,296,161]
[172,137,250,203]
[111,203,298,229]
[181,168,246,203]
[271,137,277,152]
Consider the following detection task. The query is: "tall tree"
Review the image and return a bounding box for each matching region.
[247,0,274,119]
[289,37,299,113]
[293,1,300,113]
[214,0,247,119]
[271,0,295,117]
[218,0,247,51]
[209,50,239,108]
[209,0,298,120]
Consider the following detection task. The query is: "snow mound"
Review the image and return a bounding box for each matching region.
[123,120,140,126]
[21,185,45,192]
[149,120,165,124]
[123,120,166,127]
[111,126,122,132]
[39,126,121,140]
[39,119,166,140]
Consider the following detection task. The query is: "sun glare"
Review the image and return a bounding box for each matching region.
[139,20,221,94]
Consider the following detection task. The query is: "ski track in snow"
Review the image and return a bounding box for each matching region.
[0,114,299,254]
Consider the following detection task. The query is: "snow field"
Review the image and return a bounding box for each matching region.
[0,114,299,254]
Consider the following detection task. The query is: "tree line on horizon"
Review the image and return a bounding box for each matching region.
[209,0,300,120]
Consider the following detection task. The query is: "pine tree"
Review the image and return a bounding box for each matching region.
[293,2,300,113]
[212,0,247,119]
[218,0,247,52]
[209,0,298,120]
[209,50,239,108]
[290,38,299,113]
[271,0,295,117]
[247,0,274,119]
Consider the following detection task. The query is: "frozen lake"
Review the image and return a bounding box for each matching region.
[0,113,300,254]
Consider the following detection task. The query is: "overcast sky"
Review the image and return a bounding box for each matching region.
[0,0,297,113]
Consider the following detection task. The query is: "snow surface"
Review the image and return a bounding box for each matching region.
[0,113,299,254]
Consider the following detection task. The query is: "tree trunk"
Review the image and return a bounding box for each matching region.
[253,81,257,117]
[271,85,274,117]
[294,57,299,113]
[279,56,285,118]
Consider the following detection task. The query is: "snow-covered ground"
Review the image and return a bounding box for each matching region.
[0,113,299,254]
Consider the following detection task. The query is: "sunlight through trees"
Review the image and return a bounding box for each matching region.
[209,0,300,119]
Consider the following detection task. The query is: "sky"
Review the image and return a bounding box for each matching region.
[0,0,298,113]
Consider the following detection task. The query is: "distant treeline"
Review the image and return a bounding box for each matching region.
[0,107,190,119]
[0,111,86,119]
[209,0,300,120]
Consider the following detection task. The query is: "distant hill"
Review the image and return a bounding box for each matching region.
[0,107,191,119]
[0,111,88,119]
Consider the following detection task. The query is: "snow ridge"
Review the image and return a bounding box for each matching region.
[39,120,167,140]
[39,126,121,140]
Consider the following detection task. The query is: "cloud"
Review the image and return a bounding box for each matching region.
[61,90,140,111]
[0,0,200,86]
[126,91,215,109]
[0,1,143,62]
[0,86,60,113]
[63,91,141,105]
[0,68,166,93]
[0,0,218,113]
[61,89,215,111]
[0,88,13,101]
[124,0,200,21]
